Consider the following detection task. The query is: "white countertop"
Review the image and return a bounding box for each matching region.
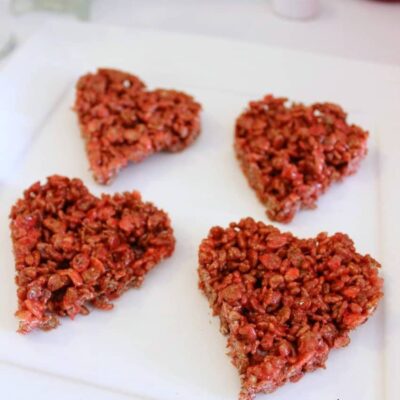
[2,0,400,68]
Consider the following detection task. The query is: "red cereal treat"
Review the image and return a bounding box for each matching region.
[235,95,369,223]
[10,175,175,334]
[198,218,383,400]
[74,68,202,184]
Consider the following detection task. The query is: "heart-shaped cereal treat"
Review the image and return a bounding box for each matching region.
[235,95,368,223]
[198,218,383,400]
[74,68,202,184]
[10,175,175,333]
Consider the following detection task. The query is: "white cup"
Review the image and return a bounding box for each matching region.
[272,0,320,20]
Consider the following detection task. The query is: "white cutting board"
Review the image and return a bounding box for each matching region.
[0,21,399,400]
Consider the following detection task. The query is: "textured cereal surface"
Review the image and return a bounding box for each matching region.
[235,95,369,223]
[198,218,383,400]
[74,68,202,184]
[10,175,175,333]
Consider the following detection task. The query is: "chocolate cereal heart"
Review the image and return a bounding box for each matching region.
[10,175,175,333]
[198,218,383,400]
[74,68,202,184]
[235,95,368,223]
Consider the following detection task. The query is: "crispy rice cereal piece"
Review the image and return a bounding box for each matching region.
[10,175,175,333]
[75,68,202,184]
[235,95,368,223]
[198,218,383,399]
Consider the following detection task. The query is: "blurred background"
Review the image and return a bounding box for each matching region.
[0,0,399,67]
